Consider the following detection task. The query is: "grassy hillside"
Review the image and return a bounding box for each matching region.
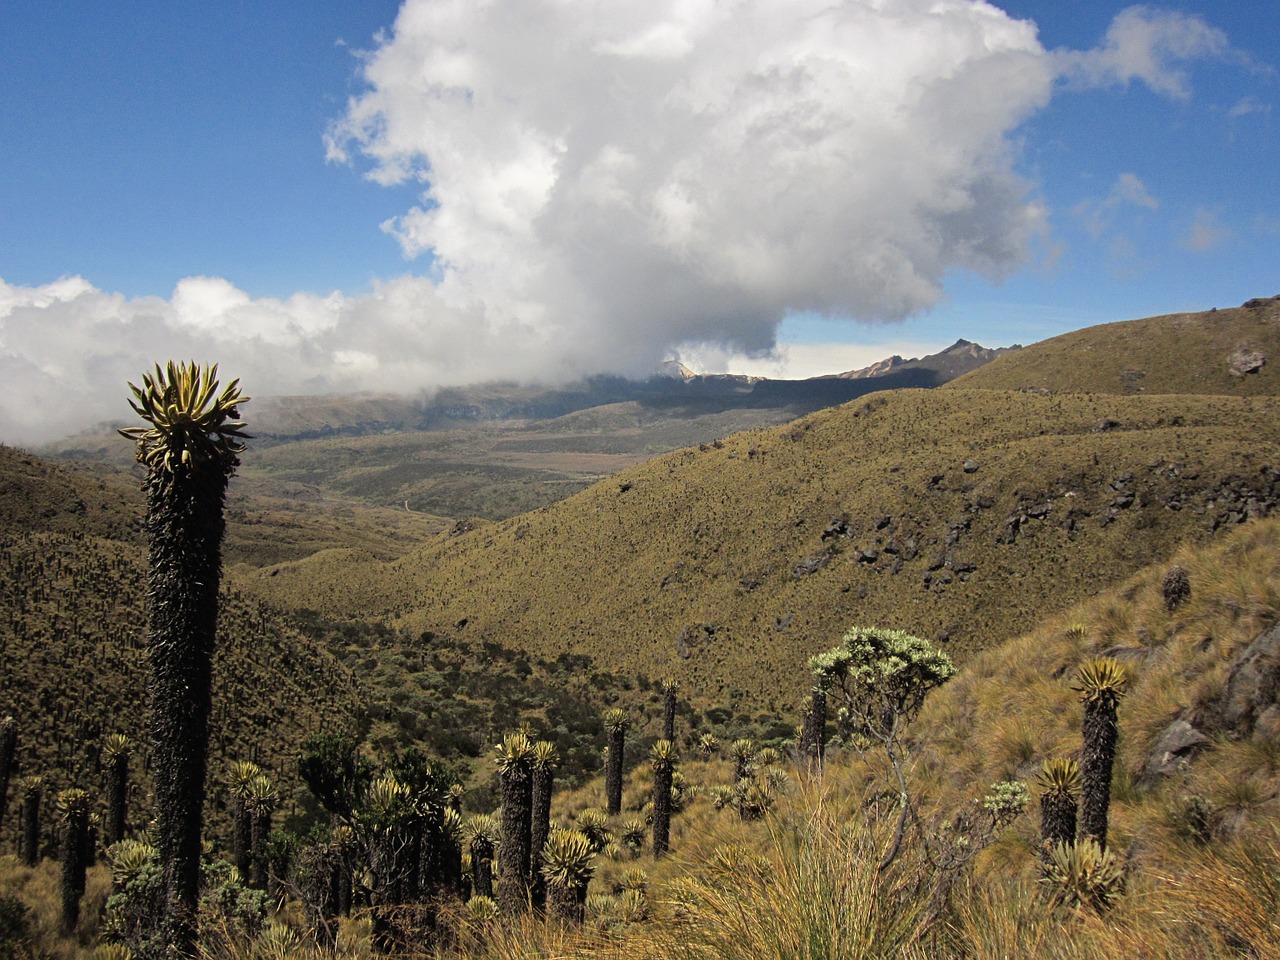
[949,296,1280,395]
[1,442,449,568]
[0,530,366,852]
[501,516,1280,959]
[238,388,1280,714]
[12,516,1275,959]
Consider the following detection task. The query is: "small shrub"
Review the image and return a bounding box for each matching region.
[1041,839,1124,911]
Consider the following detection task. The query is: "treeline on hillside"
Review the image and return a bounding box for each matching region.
[0,531,365,853]
[285,610,795,809]
[0,619,1159,959]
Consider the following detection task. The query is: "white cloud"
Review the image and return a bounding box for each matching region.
[1181,207,1231,252]
[30,2,1235,445]
[1074,172,1159,239]
[323,0,1054,361]
[1055,5,1231,99]
[0,274,596,446]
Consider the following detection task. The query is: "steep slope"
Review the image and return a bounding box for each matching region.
[0,530,365,849]
[948,296,1280,395]
[0,443,143,546]
[239,388,1280,713]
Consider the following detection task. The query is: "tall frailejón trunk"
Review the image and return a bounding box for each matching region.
[102,735,132,846]
[1079,696,1119,848]
[146,459,226,950]
[662,681,678,744]
[0,717,17,837]
[1034,759,1080,866]
[799,683,827,770]
[650,741,677,859]
[19,777,42,866]
[471,834,495,900]
[529,742,558,912]
[496,734,534,915]
[603,710,629,817]
[58,789,92,934]
[1072,659,1128,852]
[121,361,249,958]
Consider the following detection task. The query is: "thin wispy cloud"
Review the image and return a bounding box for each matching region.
[1228,95,1271,118]
[1054,5,1232,98]
[1075,172,1159,240]
[1181,206,1231,252]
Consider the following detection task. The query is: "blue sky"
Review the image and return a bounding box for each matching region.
[1,2,1277,442]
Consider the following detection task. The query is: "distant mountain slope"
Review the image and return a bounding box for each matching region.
[39,342,1009,524]
[239,388,1280,714]
[826,338,1018,381]
[1,442,447,567]
[948,296,1280,395]
[0,443,143,546]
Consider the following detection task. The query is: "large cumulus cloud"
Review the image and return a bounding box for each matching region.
[328,0,1053,354]
[0,3,1239,444]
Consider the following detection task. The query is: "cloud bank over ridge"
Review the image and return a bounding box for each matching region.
[0,2,1237,444]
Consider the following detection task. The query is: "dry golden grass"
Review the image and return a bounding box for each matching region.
[948,297,1280,397]
[15,509,1279,960]
[239,388,1280,714]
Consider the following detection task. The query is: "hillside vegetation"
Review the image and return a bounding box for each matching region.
[0,529,365,852]
[4,299,1280,958]
[239,388,1280,713]
[500,515,1280,959]
[950,296,1279,395]
[6,515,1278,959]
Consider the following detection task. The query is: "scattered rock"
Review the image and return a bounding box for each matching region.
[963,459,979,474]
[857,548,879,564]
[1228,345,1266,377]
[998,515,1021,545]
[792,553,831,577]
[1142,719,1210,784]
[1092,418,1121,433]
[1220,622,1280,736]
[1242,295,1280,309]
[675,623,716,659]
[775,613,794,631]
[821,516,851,540]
